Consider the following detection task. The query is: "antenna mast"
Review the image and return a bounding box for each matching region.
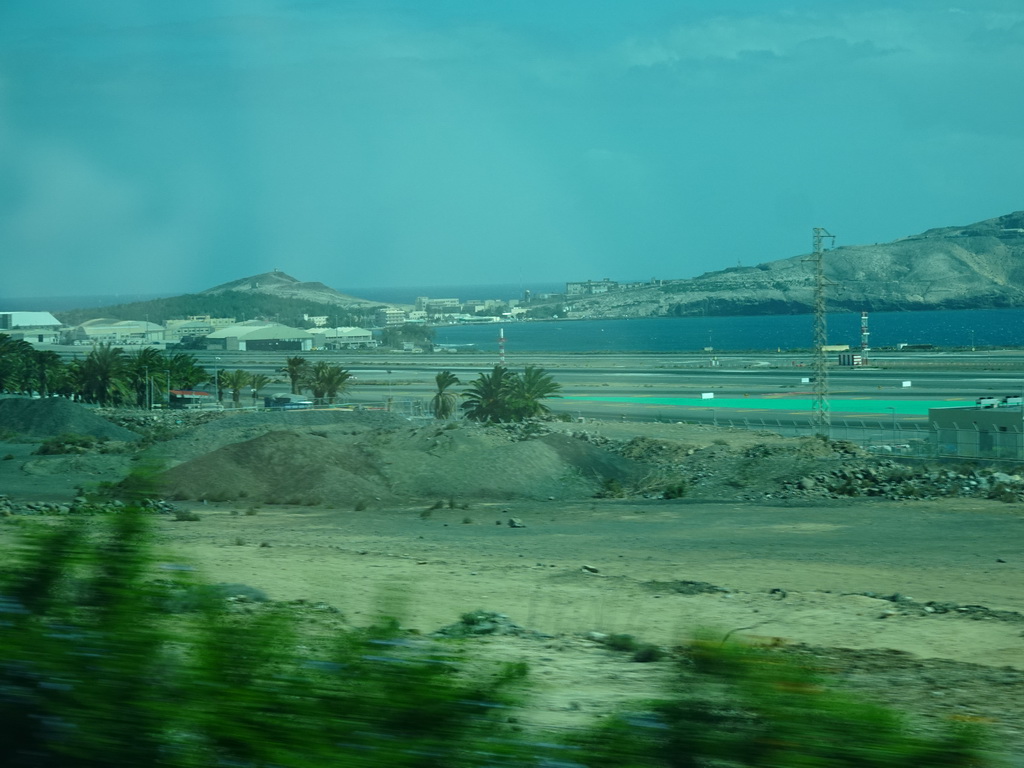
[806,227,835,437]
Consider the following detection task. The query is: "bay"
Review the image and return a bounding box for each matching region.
[429,309,1024,353]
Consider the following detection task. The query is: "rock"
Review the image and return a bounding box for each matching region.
[581,565,600,574]
[799,477,816,490]
[508,517,526,528]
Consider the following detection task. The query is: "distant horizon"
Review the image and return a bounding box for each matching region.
[0,279,573,312]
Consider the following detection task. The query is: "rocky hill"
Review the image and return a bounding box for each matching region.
[55,271,390,326]
[560,211,1024,318]
[200,270,382,308]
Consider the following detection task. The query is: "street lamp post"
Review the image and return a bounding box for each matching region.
[165,370,171,407]
[887,407,897,443]
[214,357,221,402]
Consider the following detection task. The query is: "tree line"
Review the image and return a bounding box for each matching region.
[0,336,209,407]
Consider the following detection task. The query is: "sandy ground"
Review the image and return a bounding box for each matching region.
[152,497,1024,667]
[140,496,1024,757]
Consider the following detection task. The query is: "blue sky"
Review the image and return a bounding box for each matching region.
[1,1,1022,299]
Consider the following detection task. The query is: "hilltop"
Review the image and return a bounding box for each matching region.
[54,271,390,326]
[556,211,1024,318]
[199,270,381,307]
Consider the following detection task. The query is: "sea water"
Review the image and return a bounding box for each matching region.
[429,308,1024,353]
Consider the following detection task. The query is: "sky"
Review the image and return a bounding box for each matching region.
[1,1,1023,300]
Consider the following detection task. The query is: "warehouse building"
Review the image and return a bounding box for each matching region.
[0,311,62,344]
[66,319,165,345]
[310,326,376,349]
[204,321,313,352]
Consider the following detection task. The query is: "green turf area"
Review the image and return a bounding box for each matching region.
[561,395,972,416]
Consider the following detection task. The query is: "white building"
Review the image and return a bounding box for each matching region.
[165,315,236,342]
[67,319,165,345]
[0,311,62,344]
[375,307,407,326]
[310,326,376,349]
[204,321,313,352]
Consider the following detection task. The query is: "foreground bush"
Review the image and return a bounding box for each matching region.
[0,509,526,767]
[570,631,988,768]
[0,512,993,767]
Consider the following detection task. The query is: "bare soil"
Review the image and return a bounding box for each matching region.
[1,399,1023,759]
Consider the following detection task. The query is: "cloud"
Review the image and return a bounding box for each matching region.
[0,133,221,296]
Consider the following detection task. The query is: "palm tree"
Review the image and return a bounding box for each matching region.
[0,334,34,393]
[249,373,272,406]
[220,369,251,408]
[430,370,461,419]
[461,365,517,423]
[33,349,64,398]
[125,348,165,408]
[283,356,309,395]
[461,365,561,423]
[508,365,562,419]
[166,352,208,391]
[303,362,351,405]
[76,343,131,406]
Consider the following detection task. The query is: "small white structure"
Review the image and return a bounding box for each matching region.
[0,311,62,344]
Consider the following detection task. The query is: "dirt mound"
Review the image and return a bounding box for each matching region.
[145,408,409,469]
[159,422,647,505]
[160,430,390,506]
[0,398,141,441]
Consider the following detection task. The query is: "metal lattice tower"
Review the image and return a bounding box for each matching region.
[806,227,835,437]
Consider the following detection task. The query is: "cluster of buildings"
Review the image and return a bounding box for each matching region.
[0,311,376,352]
[388,296,529,325]
[2,279,652,351]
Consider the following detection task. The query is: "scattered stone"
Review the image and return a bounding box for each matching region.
[433,610,537,638]
[508,517,526,528]
[580,565,600,574]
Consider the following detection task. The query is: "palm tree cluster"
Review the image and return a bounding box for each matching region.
[433,365,562,422]
[279,357,352,405]
[0,336,209,407]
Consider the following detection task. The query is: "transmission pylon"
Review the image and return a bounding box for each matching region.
[805,227,835,437]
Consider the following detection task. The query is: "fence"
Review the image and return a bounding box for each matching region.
[695,417,1024,463]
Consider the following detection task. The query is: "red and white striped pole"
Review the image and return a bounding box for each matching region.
[498,326,506,366]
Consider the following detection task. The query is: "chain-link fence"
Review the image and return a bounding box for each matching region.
[696,417,1024,463]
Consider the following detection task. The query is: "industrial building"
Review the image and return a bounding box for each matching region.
[930,397,1024,459]
[0,311,62,344]
[204,321,313,352]
[66,319,165,345]
[310,326,376,349]
[164,315,236,342]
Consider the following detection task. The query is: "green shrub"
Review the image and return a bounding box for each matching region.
[661,481,688,499]
[33,432,100,455]
[571,632,988,767]
[0,508,534,768]
[595,478,626,498]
